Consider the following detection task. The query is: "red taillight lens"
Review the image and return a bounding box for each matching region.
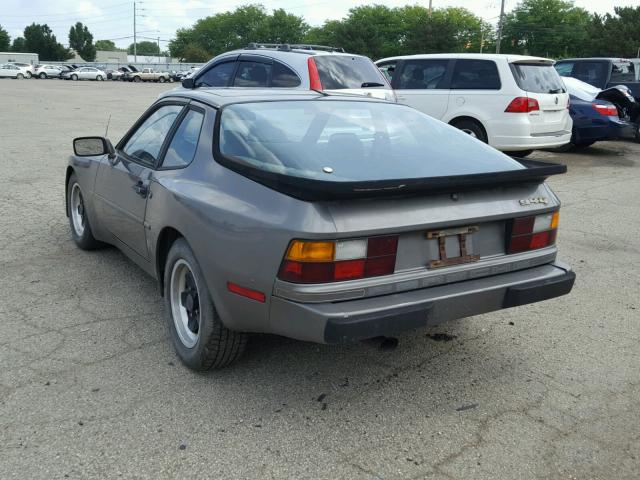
[592,103,618,117]
[505,97,540,113]
[507,211,559,254]
[278,235,398,283]
[307,57,323,91]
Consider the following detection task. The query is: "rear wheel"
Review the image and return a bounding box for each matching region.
[16,73,24,79]
[66,174,101,250]
[38,72,46,79]
[96,75,103,81]
[133,76,141,83]
[451,118,488,143]
[71,74,78,81]
[158,76,166,83]
[164,239,247,370]
[25,72,31,78]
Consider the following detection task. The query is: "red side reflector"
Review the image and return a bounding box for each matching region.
[227,282,266,303]
[307,57,323,91]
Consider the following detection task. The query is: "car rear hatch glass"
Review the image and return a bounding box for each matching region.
[510,62,569,135]
[313,55,391,97]
[215,99,565,201]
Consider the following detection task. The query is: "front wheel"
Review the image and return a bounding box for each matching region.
[133,76,141,83]
[71,74,78,81]
[25,72,31,79]
[16,73,24,79]
[158,76,166,83]
[38,72,46,79]
[164,239,247,370]
[451,119,488,143]
[96,75,103,81]
[67,174,102,250]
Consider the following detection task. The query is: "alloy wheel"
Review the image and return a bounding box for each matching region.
[170,259,201,348]
[70,183,86,237]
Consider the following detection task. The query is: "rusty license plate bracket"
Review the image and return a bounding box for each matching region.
[426,226,480,269]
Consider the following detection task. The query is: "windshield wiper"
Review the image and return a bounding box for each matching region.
[361,82,385,88]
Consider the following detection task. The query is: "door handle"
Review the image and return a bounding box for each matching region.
[133,181,149,197]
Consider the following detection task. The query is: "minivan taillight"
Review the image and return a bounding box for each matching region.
[592,103,618,117]
[505,97,540,113]
[307,57,323,91]
[507,211,559,254]
[278,236,398,283]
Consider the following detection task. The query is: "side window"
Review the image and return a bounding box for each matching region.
[162,109,205,169]
[195,61,236,87]
[398,60,449,89]
[123,105,183,166]
[451,59,501,90]
[572,61,607,86]
[271,61,301,87]
[611,62,636,83]
[377,61,397,83]
[554,62,574,77]
[233,61,271,87]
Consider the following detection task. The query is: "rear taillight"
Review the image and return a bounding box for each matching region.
[307,57,323,91]
[592,103,618,117]
[278,236,398,283]
[505,97,540,113]
[507,211,559,254]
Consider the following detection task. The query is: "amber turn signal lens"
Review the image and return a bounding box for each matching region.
[286,240,335,262]
[551,211,559,230]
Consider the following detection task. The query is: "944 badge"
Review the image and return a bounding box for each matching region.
[519,197,549,206]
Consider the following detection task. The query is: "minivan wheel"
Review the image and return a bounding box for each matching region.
[451,119,488,143]
[67,174,102,250]
[164,239,247,370]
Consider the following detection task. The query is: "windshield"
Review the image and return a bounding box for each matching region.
[510,64,566,93]
[218,100,523,183]
[313,56,388,89]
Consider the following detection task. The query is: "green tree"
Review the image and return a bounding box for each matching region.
[11,37,26,52]
[95,39,118,51]
[500,0,591,57]
[0,25,10,51]
[24,23,72,60]
[169,5,308,60]
[128,40,160,56]
[586,7,640,58]
[69,22,96,61]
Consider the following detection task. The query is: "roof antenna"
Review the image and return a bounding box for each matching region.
[104,114,111,138]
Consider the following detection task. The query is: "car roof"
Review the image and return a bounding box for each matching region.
[158,88,388,108]
[376,53,554,64]
[557,57,631,62]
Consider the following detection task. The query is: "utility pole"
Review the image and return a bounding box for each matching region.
[496,0,506,54]
[480,24,484,54]
[157,37,161,58]
[428,0,433,16]
[133,2,137,62]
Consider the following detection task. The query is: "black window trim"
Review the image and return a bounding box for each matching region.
[393,58,454,90]
[116,99,189,170]
[194,54,239,88]
[233,55,301,88]
[450,58,502,91]
[157,104,207,171]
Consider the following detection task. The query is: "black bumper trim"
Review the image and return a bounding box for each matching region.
[503,270,575,308]
[323,269,576,344]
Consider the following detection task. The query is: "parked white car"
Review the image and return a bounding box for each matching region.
[0,63,32,79]
[64,67,106,81]
[34,64,62,79]
[8,62,35,76]
[376,53,572,155]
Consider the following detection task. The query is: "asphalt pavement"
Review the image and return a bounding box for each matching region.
[0,79,638,479]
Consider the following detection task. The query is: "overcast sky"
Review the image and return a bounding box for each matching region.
[1,0,637,49]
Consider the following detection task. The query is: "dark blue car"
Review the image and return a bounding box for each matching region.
[561,76,635,149]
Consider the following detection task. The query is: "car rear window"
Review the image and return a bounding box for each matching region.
[611,61,638,82]
[313,56,388,89]
[510,63,566,93]
[217,100,522,183]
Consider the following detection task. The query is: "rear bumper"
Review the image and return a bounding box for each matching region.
[491,131,572,151]
[268,262,575,344]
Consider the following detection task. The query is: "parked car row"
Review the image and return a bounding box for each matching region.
[0,63,187,83]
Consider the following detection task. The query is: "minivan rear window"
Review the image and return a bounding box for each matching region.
[217,100,522,184]
[510,64,566,93]
[313,56,388,89]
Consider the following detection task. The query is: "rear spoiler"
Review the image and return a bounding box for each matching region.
[219,157,567,201]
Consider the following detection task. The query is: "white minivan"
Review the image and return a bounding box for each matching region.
[375,53,572,156]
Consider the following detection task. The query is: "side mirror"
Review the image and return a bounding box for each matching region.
[182,77,194,89]
[73,136,115,158]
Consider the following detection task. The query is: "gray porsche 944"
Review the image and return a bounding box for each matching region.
[66,89,575,370]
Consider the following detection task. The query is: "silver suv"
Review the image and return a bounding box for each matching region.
[181,43,395,101]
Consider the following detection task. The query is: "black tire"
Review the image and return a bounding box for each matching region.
[71,74,78,81]
[66,173,102,250]
[133,76,141,83]
[38,72,46,79]
[16,73,24,79]
[508,150,533,158]
[164,239,247,370]
[451,118,488,143]
[96,75,103,81]
[158,76,166,83]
